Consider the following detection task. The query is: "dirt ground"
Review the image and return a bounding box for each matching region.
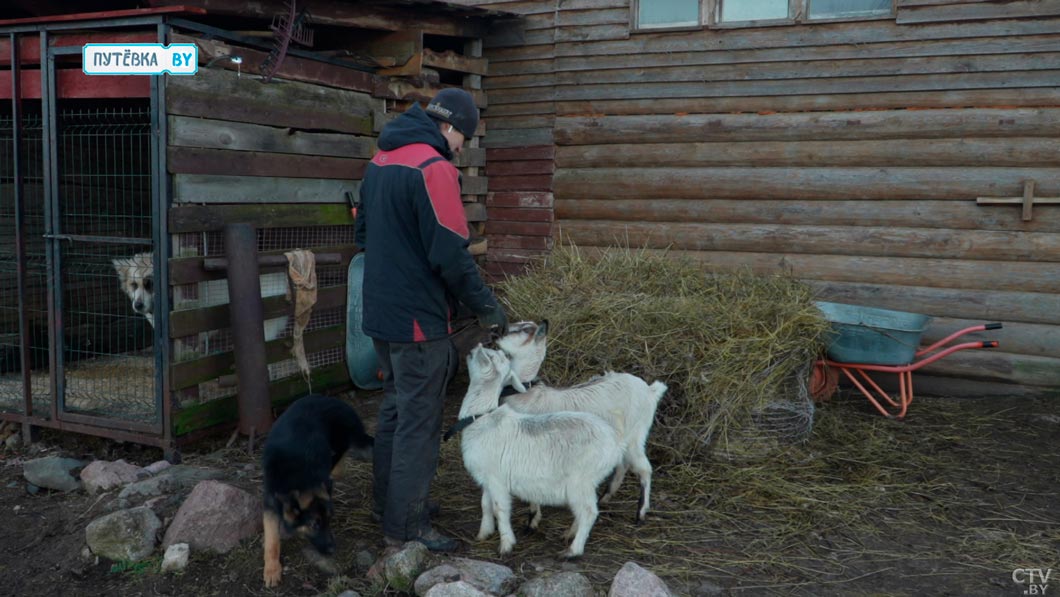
[1,384,1058,597]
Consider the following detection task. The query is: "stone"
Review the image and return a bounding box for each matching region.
[80,459,145,494]
[424,581,490,597]
[5,432,21,450]
[355,549,376,570]
[384,542,430,593]
[116,465,225,509]
[161,480,261,554]
[160,543,190,573]
[518,571,594,597]
[25,483,40,496]
[414,558,517,596]
[23,456,84,492]
[693,580,726,596]
[143,460,172,476]
[608,562,674,597]
[85,506,162,563]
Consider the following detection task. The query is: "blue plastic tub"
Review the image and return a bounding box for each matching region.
[815,301,932,366]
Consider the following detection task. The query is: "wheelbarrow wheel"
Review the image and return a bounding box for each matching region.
[810,361,839,403]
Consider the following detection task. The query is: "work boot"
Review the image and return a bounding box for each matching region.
[372,499,440,523]
[385,526,461,552]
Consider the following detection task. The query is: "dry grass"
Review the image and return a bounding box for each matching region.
[495,243,832,463]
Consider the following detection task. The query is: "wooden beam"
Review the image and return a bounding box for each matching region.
[169,203,354,234]
[147,0,489,38]
[372,30,424,77]
[172,174,359,204]
[424,48,489,76]
[168,116,376,159]
[166,67,377,135]
[169,286,346,338]
[169,244,358,285]
[167,147,367,180]
[977,179,1060,222]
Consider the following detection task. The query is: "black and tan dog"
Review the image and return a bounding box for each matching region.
[262,394,373,588]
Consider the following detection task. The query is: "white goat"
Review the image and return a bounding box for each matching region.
[457,345,623,558]
[495,320,548,388]
[494,324,668,523]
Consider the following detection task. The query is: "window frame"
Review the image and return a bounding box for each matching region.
[631,0,896,33]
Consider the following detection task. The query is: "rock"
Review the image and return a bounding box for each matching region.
[693,580,726,596]
[384,542,430,593]
[416,558,517,596]
[25,483,40,495]
[518,571,594,597]
[23,456,84,491]
[5,481,16,489]
[609,562,674,597]
[355,549,376,570]
[80,459,145,494]
[85,507,162,562]
[424,581,490,597]
[116,465,225,509]
[160,543,189,573]
[415,564,463,595]
[144,460,172,476]
[5,432,21,450]
[161,480,261,554]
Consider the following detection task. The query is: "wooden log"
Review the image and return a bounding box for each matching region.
[371,30,424,77]
[167,147,366,180]
[486,160,555,176]
[166,67,377,135]
[552,34,1060,73]
[554,167,1060,201]
[902,349,1060,387]
[571,246,1060,294]
[555,138,1060,168]
[487,146,555,161]
[897,0,1060,24]
[487,221,553,236]
[549,88,1060,118]
[552,17,1060,57]
[873,373,1050,398]
[168,116,376,159]
[488,207,553,223]
[555,198,1060,233]
[487,191,554,208]
[484,128,555,148]
[169,204,353,234]
[487,248,549,264]
[488,234,553,250]
[924,317,1060,359]
[540,66,1029,103]
[557,220,1060,263]
[811,280,1060,326]
[173,174,358,204]
[488,174,553,191]
[554,108,1060,146]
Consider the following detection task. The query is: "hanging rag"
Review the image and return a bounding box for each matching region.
[285,249,318,386]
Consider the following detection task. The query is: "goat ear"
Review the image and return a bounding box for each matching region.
[506,370,527,393]
[473,346,491,369]
[535,320,549,339]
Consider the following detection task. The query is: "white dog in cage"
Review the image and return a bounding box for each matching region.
[112,251,290,342]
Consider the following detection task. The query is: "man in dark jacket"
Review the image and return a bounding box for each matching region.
[354,88,507,551]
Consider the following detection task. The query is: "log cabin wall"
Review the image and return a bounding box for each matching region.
[454,0,1060,397]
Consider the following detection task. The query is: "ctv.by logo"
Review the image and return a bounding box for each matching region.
[1013,568,1052,595]
[83,43,198,76]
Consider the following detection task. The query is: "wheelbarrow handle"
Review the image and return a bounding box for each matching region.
[985,323,1003,330]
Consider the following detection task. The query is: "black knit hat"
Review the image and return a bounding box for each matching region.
[425,88,479,138]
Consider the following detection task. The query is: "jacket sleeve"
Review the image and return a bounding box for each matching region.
[416,160,497,314]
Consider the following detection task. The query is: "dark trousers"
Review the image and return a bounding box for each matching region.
[371,337,457,540]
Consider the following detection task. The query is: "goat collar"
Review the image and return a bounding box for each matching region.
[499,379,536,398]
[444,414,482,442]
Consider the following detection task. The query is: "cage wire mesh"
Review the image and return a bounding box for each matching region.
[0,108,53,418]
[171,226,352,406]
[56,105,155,422]
[707,359,817,461]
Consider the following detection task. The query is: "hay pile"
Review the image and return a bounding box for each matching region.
[496,244,831,463]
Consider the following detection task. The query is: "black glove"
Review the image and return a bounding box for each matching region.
[476,302,509,335]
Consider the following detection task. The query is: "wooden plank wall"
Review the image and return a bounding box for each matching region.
[454,0,1060,396]
[165,42,490,435]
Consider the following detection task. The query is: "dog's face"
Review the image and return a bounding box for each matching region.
[274,484,336,555]
[112,252,154,325]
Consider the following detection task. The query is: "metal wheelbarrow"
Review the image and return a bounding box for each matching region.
[810,302,1001,419]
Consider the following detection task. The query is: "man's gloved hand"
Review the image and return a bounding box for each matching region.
[476,302,509,335]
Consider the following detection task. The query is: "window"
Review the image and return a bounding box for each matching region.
[633,0,894,30]
[636,0,701,29]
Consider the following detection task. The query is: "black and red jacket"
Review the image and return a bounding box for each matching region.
[354,104,497,343]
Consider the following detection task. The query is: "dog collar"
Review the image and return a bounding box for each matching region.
[444,414,481,442]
